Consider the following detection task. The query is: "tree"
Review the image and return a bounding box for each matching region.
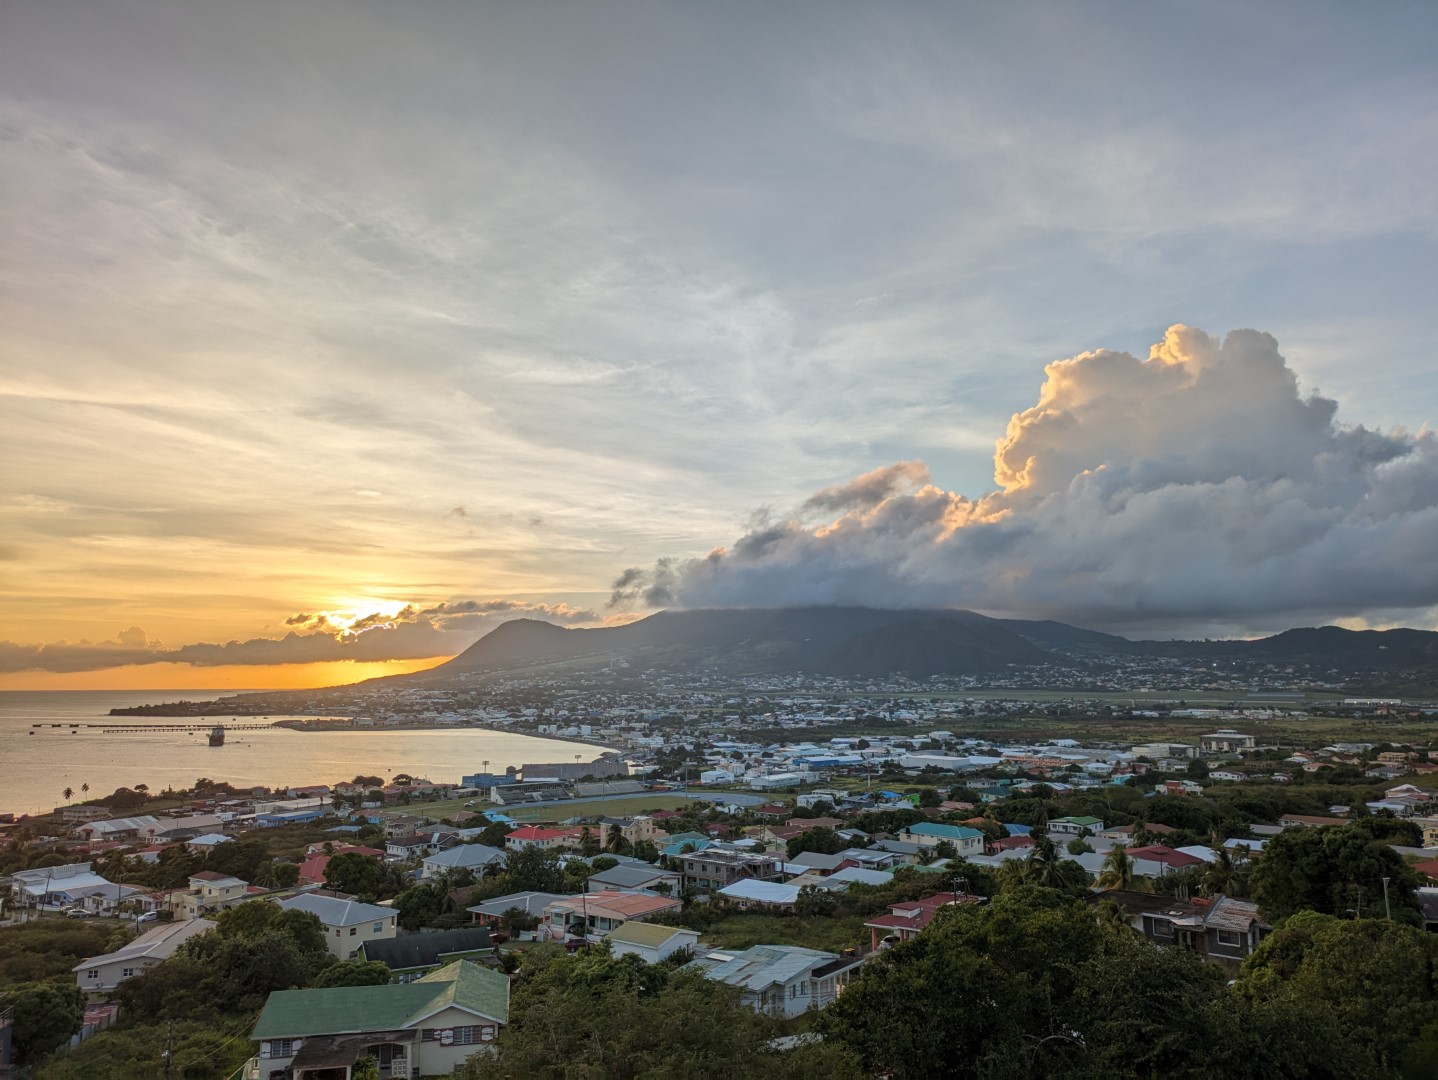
[478,820,511,848]
[1235,911,1438,1073]
[80,782,89,799]
[917,787,942,808]
[1096,845,1135,892]
[786,828,845,859]
[794,883,838,918]
[1202,847,1249,898]
[503,848,568,894]
[325,853,397,902]
[62,786,73,804]
[6,982,85,1063]
[1067,836,1094,856]
[313,960,394,988]
[1249,824,1422,923]
[579,826,600,857]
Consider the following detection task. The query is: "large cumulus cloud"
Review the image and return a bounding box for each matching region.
[611,326,1438,630]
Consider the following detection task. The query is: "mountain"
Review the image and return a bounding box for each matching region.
[383,607,1438,687]
[426,606,1049,679]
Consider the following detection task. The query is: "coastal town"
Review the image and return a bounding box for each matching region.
[5,692,1438,1078]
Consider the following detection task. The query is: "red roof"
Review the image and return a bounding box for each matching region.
[864,892,980,934]
[1413,858,1438,880]
[507,825,571,841]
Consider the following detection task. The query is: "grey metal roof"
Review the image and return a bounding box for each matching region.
[702,945,838,993]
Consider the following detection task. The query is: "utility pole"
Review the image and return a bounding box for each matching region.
[163,1019,174,1080]
[1382,876,1392,921]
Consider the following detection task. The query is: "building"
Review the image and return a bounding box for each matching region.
[280,894,398,960]
[173,872,250,920]
[864,892,978,950]
[716,879,802,910]
[1048,816,1105,836]
[420,844,505,880]
[897,823,984,856]
[1091,892,1269,963]
[9,863,112,911]
[676,849,784,893]
[604,923,700,964]
[359,928,495,983]
[74,919,215,995]
[75,816,164,843]
[1199,731,1256,754]
[586,864,682,895]
[539,890,682,942]
[246,960,509,1080]
[690,945,864,1017]
[504,826,577,852]
[465,891,567,937]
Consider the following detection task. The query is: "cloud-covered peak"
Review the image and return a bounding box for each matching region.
[612,326,1438,632]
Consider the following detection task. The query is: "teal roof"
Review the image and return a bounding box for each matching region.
[252,960,508,1038]
[905,823,982,841]
[1053,816,1104,826]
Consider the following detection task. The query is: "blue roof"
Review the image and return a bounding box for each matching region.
[1001,823,1032,835]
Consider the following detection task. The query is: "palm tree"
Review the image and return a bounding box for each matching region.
[1095,897,1134,933]
[1203,848,1248,898]
[62,787,73,804]
[81,783,89,799]
[1096,844,1135,892]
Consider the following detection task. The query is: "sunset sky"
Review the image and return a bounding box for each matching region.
[3,2,1436,689]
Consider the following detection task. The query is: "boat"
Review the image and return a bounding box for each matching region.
[208,725,225,747]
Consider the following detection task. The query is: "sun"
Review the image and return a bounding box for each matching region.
[317,598,413,632]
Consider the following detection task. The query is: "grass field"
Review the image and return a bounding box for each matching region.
[380,792,704,822]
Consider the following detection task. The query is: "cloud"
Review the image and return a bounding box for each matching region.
[1,598,602,673]
[612,326,1438,632]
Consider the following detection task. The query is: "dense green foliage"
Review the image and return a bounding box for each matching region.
[1249,824,1422,923]
[815,889,1425,1078]
[455,947,858,1080]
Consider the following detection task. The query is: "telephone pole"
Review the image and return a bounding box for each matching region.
[164,1019,173,1080]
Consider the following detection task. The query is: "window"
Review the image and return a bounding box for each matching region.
[1215,929,1243,948]
[349,927,358,936]
[1150,919,1173,938]
[122,968,135,978]
[87,969,98,979]
[263,1039,295,1058]
[373,921,384,933]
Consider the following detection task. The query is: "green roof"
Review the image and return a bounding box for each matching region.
[905,823,982,840]
[604,922,696,948]
[1054,816,1104,826]
[251,961,509,1039]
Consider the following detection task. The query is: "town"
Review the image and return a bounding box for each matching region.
[4,692,1438,1078]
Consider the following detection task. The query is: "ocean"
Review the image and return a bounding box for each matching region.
[0,690,605,817]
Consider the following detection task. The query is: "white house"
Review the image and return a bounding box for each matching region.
[420,844,505,880]
[692,945,864,1017]
[280,893,398,960]
[604,922,700,963]
[74,919,215,995]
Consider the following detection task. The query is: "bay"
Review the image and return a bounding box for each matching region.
[0,689,608,817]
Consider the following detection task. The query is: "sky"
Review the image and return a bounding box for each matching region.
[2,1,1436,689]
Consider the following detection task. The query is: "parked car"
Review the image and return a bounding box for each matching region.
[64,908,91,918]
[137,911,159,923]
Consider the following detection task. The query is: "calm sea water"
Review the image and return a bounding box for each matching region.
[0,690,605,817]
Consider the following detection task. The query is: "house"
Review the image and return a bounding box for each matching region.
[898,823,984,856]
[386,834,440,861]
[280,894,398,960]
[175,872,250,920]
[676,849,784,893]
[604,922,700,964]
[716,879,802,910]
[465,891,567,936]
[1048,816,1105,836]
[1199,731,1256,754]
[359,928,494,982]
[864,892,979,950]
[420,844,505,880]
[866,839,924,865]
[504,826,576,852]
[246,960,509,1080]
[586,864,682,895]
[539,890,682,941]
[75,816,163,843]
[185,833,233,853]
[298,845,386,886]
[595,816,662,846]
[690,945,864,1017]
[1091,892,1269,962]
[1124,845,1207,877]
[74,919,215,995]
[10,863,115,912]
[1278,813,1349,829]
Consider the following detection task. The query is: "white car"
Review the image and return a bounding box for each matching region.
[137,911,159,923]
[64,908,91,918]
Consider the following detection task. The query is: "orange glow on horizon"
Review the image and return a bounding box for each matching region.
[0,657,451,692]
